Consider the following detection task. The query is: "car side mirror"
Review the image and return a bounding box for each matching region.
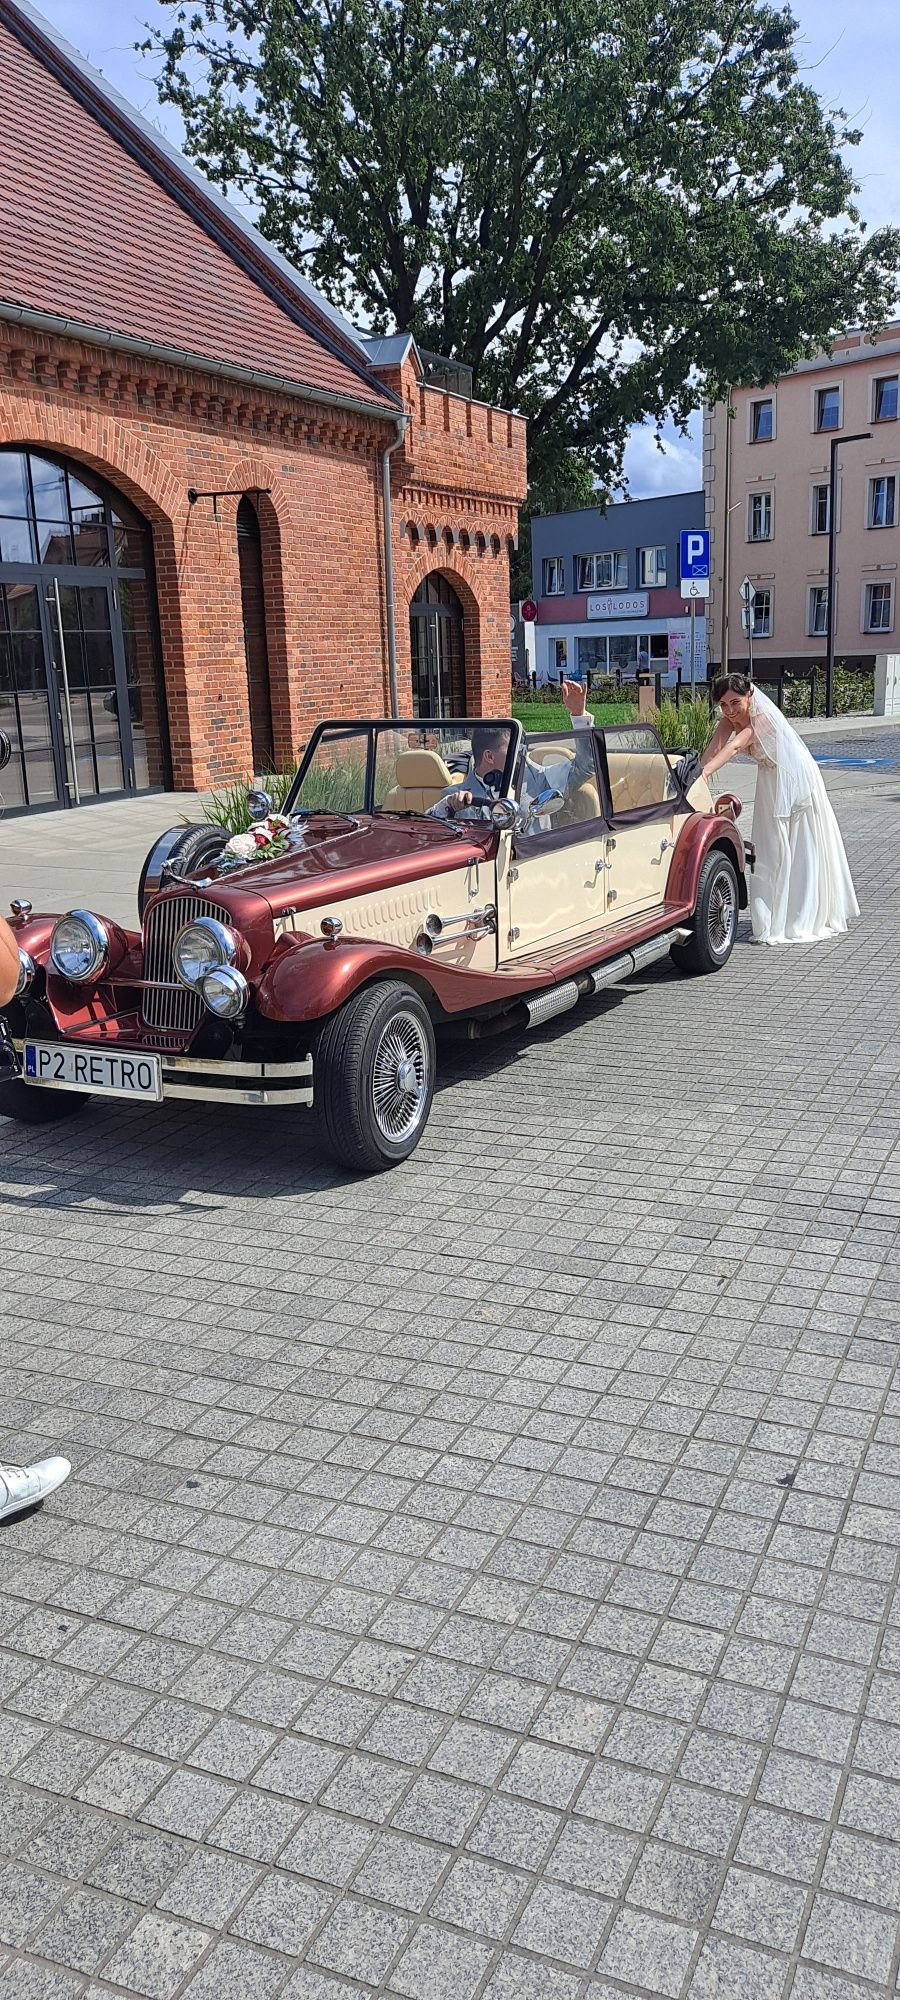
[516,786,565,833]
[490,798,518,831]
[248,787,273,823]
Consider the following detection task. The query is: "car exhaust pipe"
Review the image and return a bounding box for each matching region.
[467,927,694,1040]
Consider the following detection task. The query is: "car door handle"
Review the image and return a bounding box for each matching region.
[659,838,676,852]
[594,857,612,873]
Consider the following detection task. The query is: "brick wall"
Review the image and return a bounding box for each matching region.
[0,324,527,792]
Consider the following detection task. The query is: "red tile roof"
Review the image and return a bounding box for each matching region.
[0,4,397,413]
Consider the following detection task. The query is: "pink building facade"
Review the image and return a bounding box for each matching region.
[704,323,900,672]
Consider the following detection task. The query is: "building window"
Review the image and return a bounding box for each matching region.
[577,636,608,676]
[750,588,771,638]
[873,375,898,423]
[864,582,893,632]
[751,398,773,442]
[577,550,627,591]
[748,491,773,541]
[811,484,831,535]
[542,557,565,595]
[638,545,667,586]
[815,385,841,431]
[868,475,897,529]
[808,586,829,636]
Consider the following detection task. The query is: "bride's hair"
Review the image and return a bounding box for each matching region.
[712,672,751,701]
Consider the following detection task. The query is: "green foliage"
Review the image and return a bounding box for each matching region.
[513,698,636,731]
[647,695,716,752]
[147,0,900,510]
[202,770,295,835]
[783,665,874,719]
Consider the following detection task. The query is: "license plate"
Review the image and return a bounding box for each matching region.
[23,1042,162,1102]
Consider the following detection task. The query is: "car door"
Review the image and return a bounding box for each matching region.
[596,724,686,917]
[504,729,612,957]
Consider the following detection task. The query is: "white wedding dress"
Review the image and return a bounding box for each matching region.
[743,687,858,945]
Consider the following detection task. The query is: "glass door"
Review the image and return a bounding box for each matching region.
[0,580,61,809]
[43,578,135,802]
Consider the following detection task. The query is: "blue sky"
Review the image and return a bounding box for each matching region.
[36,0,900,499]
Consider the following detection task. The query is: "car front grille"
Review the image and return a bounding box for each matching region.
[141,893,234,1038]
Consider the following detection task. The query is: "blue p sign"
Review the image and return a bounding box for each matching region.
[680,529,710,580]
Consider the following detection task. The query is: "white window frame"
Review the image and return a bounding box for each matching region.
[542,556,565,596]
[812,382,843,433]
[638,545,667,586]
[750,587,772,638]
[747,490,773,542]
[577,550,627,591]
[863,580,894,633]
[748,396,775,444]
[807,585,829,637]
[810,483,831,536]
[871,373,899,424]
[867,474,897,530]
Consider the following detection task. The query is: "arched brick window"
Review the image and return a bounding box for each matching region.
[236,495,275,772]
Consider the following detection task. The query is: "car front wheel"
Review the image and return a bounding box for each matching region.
[315,981,436,1172]
[671,850,739,976]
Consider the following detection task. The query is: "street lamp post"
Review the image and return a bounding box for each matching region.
[825,430,870,717]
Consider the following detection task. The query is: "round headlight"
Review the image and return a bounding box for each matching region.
[201,965,249,1019]
[15,949,35,995]
[173,918,238,989]
[50,911,109,983]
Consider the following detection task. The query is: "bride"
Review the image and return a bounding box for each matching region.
[701,674,859,945]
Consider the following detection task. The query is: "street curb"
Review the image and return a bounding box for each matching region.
[794,712,898,739]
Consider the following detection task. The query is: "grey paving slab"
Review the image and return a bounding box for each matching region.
[1,752,900,1995]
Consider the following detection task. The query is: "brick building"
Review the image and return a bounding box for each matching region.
[0,0,526,814]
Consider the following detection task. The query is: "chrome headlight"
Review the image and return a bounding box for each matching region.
[50,911,109,983]
[173,918,238,989]
[201,965,249,1019]
[15,949,35,995]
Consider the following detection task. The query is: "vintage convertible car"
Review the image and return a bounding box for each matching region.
[2,715,752,1170]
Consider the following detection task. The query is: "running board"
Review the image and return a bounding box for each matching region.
[522,927,691,1029]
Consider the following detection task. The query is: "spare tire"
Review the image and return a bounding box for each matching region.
[137,824,228,921]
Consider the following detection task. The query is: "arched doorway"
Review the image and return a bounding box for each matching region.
[0,447,168,811]
[409,574,466,717]
[236,496,275,773]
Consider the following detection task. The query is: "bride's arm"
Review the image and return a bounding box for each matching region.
[700,718,731,773]
[701,724,753,778]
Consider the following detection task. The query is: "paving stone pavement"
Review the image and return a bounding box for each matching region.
[0,750,898,1997]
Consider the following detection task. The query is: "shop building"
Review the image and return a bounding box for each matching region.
[704,322,900,670]
[0,0,526,813]
[530,491,706,683]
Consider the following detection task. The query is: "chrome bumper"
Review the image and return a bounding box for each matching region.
[11,1042,314,1108]
[160,1054,313,1107]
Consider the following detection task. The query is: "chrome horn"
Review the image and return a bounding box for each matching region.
[415,906,498,956]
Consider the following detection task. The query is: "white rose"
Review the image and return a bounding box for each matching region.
[226,832,258,859]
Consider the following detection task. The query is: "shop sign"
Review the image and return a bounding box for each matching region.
[587,592,649,620]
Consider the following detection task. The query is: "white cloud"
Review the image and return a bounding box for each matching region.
[620,418,702,499]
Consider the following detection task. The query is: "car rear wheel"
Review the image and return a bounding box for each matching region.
[671,850,739,976]
[0,1079,87,1123]
[138,825,229,920]
[315,981,436,1172]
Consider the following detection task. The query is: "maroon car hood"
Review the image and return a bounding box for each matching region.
[203,815,496,920]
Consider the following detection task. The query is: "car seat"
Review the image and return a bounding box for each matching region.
[381,749,457,814]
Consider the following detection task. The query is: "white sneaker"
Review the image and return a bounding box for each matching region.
[0,1457,71,1522]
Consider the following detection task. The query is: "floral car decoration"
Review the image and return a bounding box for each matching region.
[1,715,752,1171]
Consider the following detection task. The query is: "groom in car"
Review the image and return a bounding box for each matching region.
[431,677,597,826]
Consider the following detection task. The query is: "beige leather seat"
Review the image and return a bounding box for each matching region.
[381,748,457,814]
[606,750,675,813]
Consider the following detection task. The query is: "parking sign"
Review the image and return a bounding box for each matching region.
[680,529,710,597]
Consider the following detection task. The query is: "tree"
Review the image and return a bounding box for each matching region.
[147,0,900,509]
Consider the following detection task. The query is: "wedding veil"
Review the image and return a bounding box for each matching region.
[749,683,816,820]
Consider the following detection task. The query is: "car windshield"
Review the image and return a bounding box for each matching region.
[288,720,520,817]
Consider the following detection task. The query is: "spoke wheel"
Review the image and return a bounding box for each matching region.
[371,1012,430,1144]
[316,980,436,1172]
[671,850,740,977]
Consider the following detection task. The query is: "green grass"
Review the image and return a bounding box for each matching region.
[512,698,637,732]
